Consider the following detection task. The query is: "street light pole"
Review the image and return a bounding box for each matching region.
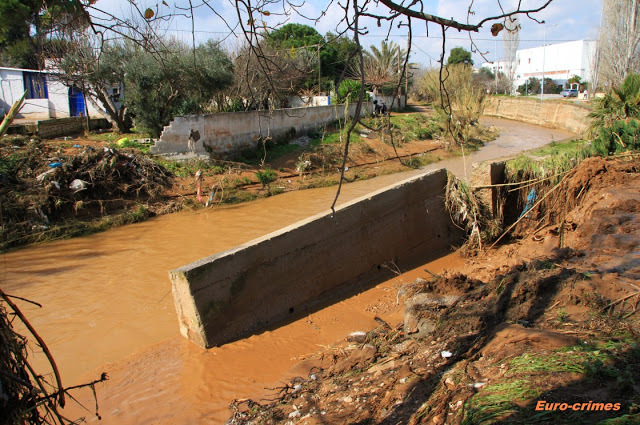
[541,23,557,101]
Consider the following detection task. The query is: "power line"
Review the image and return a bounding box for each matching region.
[162,28,590,43]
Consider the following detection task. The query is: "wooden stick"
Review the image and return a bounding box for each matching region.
[602,292,640,312]
[0,288,66,408]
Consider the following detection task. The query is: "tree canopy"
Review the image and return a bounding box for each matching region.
[265,24,357,93]
[0,0,85,69]
[447,47,474,66]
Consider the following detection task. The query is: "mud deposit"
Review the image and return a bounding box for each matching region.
[228,157,640,425]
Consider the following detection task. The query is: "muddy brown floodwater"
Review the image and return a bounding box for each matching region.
[1,118,574,424]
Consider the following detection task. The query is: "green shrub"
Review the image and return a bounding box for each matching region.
[337,79,370,104]
[591,119,640,156]
[255,167,277,188]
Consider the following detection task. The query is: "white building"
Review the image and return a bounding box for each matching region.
[0,66,104,120]
[481,39,597,92]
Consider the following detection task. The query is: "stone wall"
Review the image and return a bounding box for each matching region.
[36,117,110,139]
[484,97,591,135]
[150,102,373,157]
[170,168,463,348]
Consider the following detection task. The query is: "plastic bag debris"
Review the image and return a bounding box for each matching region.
[69,179,88,192]
[36,168,56,181]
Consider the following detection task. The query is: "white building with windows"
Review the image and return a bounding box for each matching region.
[0,66,104,120]
[481,39,597,92]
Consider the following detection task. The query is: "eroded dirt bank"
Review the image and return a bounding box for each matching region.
[227,156,640,425]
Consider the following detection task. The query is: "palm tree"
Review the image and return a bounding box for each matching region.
[588,73,640,136]
[350,41,411,95]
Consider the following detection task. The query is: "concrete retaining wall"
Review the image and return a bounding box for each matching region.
[484,97,591,135]
[150,102,372,157]
[36,117,110,138]
[170,168,462,348]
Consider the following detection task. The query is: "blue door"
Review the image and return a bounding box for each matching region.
[69,87,85,117]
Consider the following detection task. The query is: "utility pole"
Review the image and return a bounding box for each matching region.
[405,37,410,107]
[317,44,321,96]
[494,39,498,94]
[541,23,557,101]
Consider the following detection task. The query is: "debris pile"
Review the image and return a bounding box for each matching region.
[0,137,172,251]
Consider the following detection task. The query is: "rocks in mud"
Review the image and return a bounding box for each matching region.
[328,344,377,375]
[346,331,368,343]
[397,277,429,299]
[404,293,460,339]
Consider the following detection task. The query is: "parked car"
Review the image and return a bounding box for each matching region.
[561,89,579,97]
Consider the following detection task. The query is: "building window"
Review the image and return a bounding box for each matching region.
[518,59,520,65]
[528,58,531,64]
[23,71,48,99]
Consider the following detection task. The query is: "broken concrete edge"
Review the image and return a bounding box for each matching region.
[151,102,373,157]
[170,167,459,348]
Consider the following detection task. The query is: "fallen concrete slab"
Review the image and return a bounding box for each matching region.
[170,168,463,348]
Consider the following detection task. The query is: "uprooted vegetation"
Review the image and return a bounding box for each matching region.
[0,289,107,424]
[0,135,173,251]
[226,155,640,424]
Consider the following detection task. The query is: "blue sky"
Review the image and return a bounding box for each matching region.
[90,0,603,68]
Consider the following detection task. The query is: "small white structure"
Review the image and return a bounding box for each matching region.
[0,66,104,120]
[481,40,597,92]
[287,95,331,108]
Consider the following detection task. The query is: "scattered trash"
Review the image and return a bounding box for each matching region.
[50,181,60,190]
[69,179,88,192]
[519,188,537,218]
[441,350,453,358]
[48,162,63,168]
[117,137,130,147]
[36,169,56,181]
[296,160,312,173]
[73,144,82,148]
[195,170,204,202]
